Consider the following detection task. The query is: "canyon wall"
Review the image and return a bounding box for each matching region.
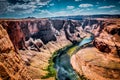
[0,24,31,80]
[1,19,104,51]
[0,18,107,79]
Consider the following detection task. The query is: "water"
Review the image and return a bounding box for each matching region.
[53,34,94,80]
[79,35,94,46]
[54,49,80,80]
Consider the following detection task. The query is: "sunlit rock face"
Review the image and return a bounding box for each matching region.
[0,24,31,80]
[94,22,120,57]
[71,19,120,80]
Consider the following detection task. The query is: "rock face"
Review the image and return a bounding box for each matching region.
[2,21,28,51]
[71,48,120,80]
[1,19,80,51]
[93,22,120,57]
[71,19,120,80]
[0,24,31,80]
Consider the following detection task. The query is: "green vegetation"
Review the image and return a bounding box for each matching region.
[67,46,78,56]
[41,44,73,79]
[41,51,57,79]
[41,39,85,79]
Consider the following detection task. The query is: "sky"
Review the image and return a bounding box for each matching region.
[0,0,120,18]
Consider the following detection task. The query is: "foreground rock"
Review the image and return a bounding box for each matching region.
[0,25,31,80]
[71,47,120,80]
[71,19,120,80]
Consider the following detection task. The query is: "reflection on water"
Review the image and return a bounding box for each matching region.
[79,35,94,46]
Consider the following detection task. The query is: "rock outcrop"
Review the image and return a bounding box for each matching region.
[93,22,120,57]
[71,19,120,80]
[0,24,31,80]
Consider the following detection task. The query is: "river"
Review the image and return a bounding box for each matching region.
[53,33,94,80]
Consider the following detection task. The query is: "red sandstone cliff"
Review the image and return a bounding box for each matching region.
[0,24,31,80]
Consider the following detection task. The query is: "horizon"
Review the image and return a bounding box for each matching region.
[0,14,120,19]
[0,0,120,18]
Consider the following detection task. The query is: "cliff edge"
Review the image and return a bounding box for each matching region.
[0,24,31,80]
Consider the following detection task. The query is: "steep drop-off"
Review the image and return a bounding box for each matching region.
[0,24,31,80]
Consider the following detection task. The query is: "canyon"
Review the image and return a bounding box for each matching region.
[0,18,120,80]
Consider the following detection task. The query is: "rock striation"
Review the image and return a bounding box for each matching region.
[0,24,31,80]
[93,22,120,57]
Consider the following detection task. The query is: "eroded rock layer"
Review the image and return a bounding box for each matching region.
[93,22,120,57]
[0,24,31,80]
